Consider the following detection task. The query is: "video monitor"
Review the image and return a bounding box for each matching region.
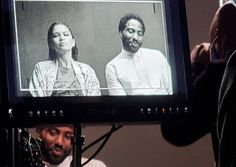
[0,0,191,126]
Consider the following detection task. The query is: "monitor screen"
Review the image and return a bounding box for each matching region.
[0,0,191,126]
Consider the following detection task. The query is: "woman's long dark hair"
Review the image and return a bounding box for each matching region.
[47,22,79,61]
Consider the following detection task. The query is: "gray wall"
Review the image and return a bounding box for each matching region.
[26,0,219,166]
[15,1,166,91]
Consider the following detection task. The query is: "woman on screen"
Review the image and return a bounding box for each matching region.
[29,22,101,97]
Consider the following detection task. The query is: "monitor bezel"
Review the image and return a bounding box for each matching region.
[0,0,192,127]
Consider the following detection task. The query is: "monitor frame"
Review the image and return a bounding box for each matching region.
[0,0,192,127]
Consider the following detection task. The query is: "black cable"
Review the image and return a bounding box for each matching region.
[81,125,123,166]
[19,128,44,167]
[82,125,123,152]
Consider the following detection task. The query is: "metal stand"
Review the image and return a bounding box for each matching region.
[6,128,20,167]
[71,125,84,167]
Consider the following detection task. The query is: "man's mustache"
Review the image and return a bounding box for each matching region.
[50,145,63,151]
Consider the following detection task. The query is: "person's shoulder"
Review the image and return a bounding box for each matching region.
[141,48,167,62]
[74,61,93,70]
[73,61,96,73]
[226,50,236,69]
[82,157,107,167]
[34,60,55,68]
[141,48,164,56]
[106,53,121,68]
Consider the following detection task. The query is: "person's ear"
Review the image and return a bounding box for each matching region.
[72,38,75,47]
[48,41,55,49]
[218,33,227,52]
[119,31,123,38]
[36,128,43,139]
[222,34,228,44]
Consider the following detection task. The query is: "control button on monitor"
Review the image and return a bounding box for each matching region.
[161,108,165,114]
[147,108,152,114]
[52,110,56,116]
[184,107,188,113]
[59,110,64,116]
[28,110,33,117]
[140,108,144,114]
[8,108,13,117]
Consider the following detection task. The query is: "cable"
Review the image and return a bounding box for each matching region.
[19,128,44,167]
[81,125,122,166]
[81,125,123,166]
[82,125,123,152]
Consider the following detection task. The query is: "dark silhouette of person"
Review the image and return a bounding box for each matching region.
[161,3,236,167]
[217,49,236,167]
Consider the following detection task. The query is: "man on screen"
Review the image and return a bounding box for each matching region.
[105,13,173,95]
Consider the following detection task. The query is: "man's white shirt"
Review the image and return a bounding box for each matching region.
[44,155,107,167]
[105,48,173,95]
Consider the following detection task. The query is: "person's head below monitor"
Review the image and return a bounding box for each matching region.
[119,13,146,53]
[36,125,74,165]
[47,21,79,61]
